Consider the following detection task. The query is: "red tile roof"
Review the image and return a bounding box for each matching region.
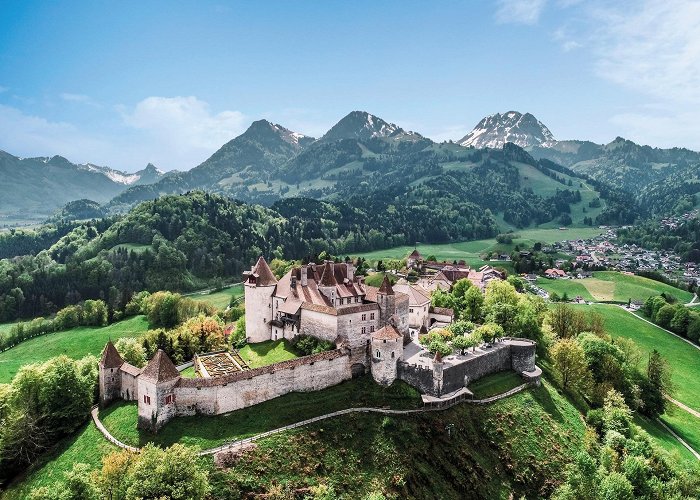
[140,350,180,383]
[100,341,124,369]
[371,324,402,340]
[250,256,278,286]
[378,275,394,295]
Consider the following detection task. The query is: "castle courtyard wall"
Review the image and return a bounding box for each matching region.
[173,349,352,417]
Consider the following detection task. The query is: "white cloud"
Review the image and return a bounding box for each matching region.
[495,0,547,25]
[60,92,100,107]
[591,0,700,104]
[0,104,108,160]
[610,110,700,151]
[121,96,247,152]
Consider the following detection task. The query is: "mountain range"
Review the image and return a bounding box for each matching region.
[3,108,699,226]
[0,153,165,223]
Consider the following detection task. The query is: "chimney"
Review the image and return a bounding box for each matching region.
[301,265,308,287]
[347,261,354,281]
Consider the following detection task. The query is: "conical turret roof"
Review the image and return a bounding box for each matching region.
[319,261,337,287]
[251,256,277,286]
[100,341,124,368]
[140,350,180,383]
[378,274,394,295]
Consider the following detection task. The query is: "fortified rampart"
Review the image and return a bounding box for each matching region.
[138,349,353,431]
[398,338,537,397]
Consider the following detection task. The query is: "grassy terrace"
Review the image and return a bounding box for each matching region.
[100,376,422,450]
[537,271,693,304]
[468,370,524,399]
[0,315,149,383]
[238,339,300,368]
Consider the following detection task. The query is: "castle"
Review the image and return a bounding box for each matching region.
[99,256,538,433]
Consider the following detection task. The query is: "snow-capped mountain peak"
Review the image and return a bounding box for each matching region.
[458,111,556,149]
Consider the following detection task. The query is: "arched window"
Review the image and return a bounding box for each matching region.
[376,350,381,358]
[391,351,395,358]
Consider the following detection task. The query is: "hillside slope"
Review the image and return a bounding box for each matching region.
[3,381,587,499]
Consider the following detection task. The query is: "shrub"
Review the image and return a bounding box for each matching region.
[292,334,334,356]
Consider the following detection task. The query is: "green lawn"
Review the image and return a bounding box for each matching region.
[2,422,116,500]
[593,271,693,303]
[188,283,244,310]
[574,304,700,413]
[100,375,422,450]
[179,365,197,378]
[0,315,149,383]
[633,414,697,462]
[538,272,693,304]
[355,227,603,265]
[238,339,301,368]
[536,277,596,301]
[660,405,700,456]
[468,370,524,398]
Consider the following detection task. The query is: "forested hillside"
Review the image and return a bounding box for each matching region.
[105,112,621,229]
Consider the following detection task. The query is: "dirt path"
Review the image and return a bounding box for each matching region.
[666,395,700,419]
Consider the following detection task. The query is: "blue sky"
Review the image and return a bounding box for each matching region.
[1,0,698,171]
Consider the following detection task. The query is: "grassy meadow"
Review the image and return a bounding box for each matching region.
[572,304,700,413]
[538,271,693,303]
[188,283,244,310]
[0,315,149,383]
[355,227,604,268]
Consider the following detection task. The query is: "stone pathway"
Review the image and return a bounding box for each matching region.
[91,383,533,457]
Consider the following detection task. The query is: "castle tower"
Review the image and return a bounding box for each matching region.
[99,341,124,407]
[318,261,337,306]
[137,350,181,433]
[244,256,278,343]
[377,275,396,328]
[370,324,403,386]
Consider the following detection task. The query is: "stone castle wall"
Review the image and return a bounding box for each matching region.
[172,349,352,418]
[398,339,537,397]
[397,361,435,394]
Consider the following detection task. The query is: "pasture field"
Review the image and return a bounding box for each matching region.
[188,283,244,310]
[572,304,700,413]
[355,227,604,265]
[536,277,596,301]
[537,271,693,304]
[0,315,149,383]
